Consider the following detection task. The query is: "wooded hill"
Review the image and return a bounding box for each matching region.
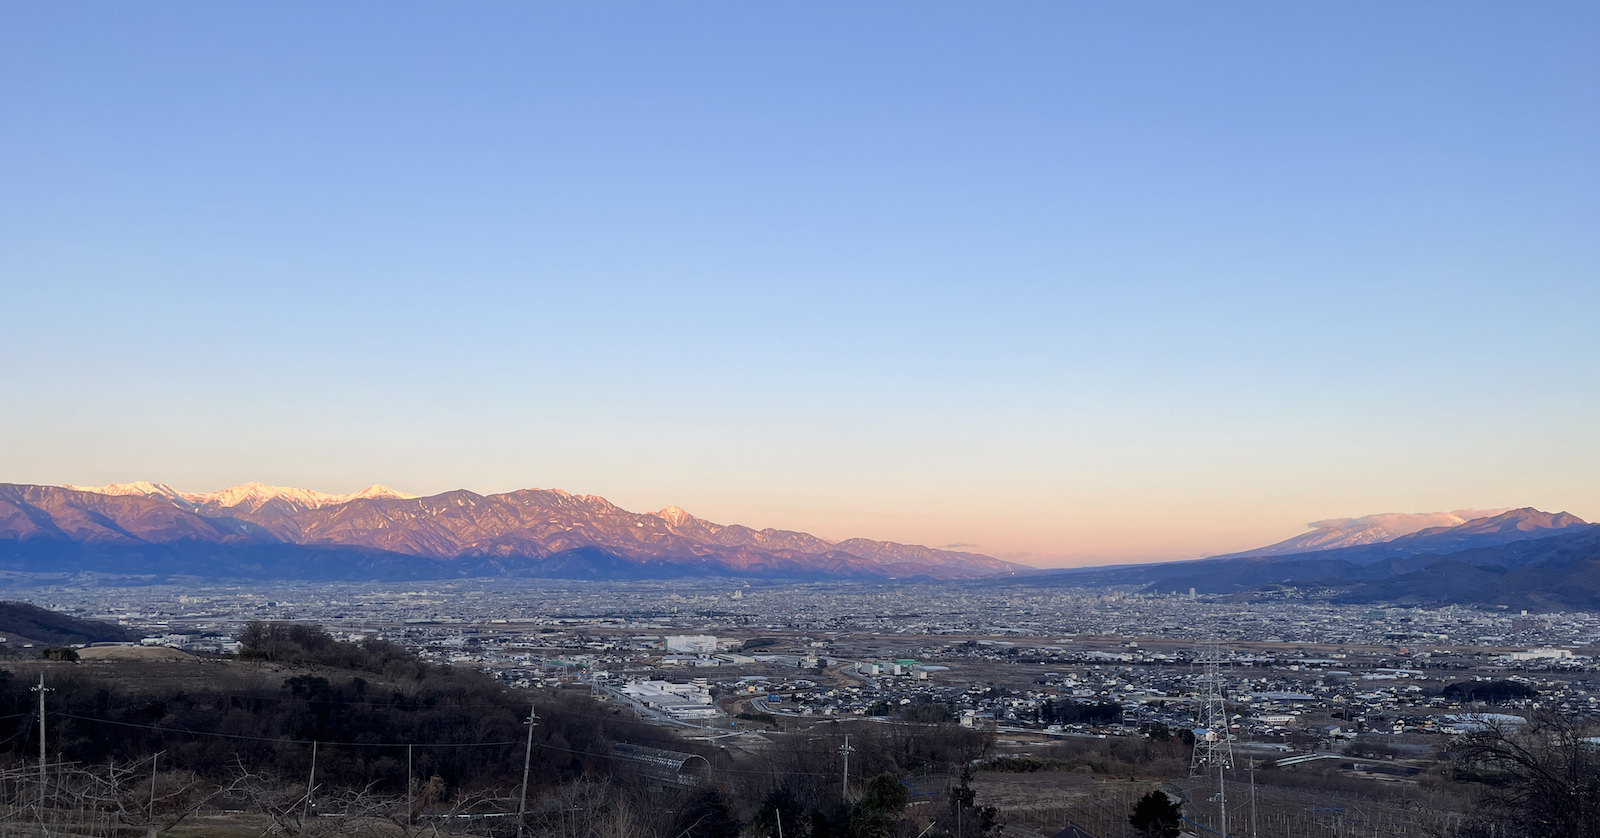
[0,600,136,646]
[0,621,1010,837]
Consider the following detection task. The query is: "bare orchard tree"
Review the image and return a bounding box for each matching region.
[218,757,524,838]
[1450,711,1600,838]
[63,755,241,837]
[408,780,511,838]
[310,783,417,838]
[224,759,409,838]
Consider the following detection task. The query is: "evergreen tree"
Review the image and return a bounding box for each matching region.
[850,773,908,838]
[934,766,1000,837]
[1128,790,1183,838]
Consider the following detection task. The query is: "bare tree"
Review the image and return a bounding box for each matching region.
[225,759,319,837]
[514,776,648,838]
[1450,711,1600,838]
[63,755,242,837]
[228,758,454,838]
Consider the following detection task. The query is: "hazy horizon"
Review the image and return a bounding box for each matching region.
[22,478,1584,570]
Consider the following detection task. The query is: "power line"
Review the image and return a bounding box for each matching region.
[531,740,833,778]
[50,709,831,778]
[52,713,519,749]
[175,689,534,711]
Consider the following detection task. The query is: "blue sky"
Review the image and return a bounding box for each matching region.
[4,3,1597,565]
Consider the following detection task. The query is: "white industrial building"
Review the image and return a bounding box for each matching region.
[664,634,718,654]
[620,680,717,720]
[1505,648,1573,661]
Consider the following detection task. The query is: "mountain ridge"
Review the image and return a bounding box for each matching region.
[1023,507,1598,610]
[65,481,417,512]
[0,482,1017,582]
[1210,508,1513,559]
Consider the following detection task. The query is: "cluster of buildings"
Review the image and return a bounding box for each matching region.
[19,579,1600,753]
[618,679,717,720]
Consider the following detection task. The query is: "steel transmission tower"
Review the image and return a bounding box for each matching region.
[1190,641,1233,837]
[1189,641,1234,774]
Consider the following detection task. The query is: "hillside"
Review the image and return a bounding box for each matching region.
[0,600,137,646]
[0,621,706,830]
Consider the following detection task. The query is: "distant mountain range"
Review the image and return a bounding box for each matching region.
[6,484,1594,608]
[0,483,1019,582]
[1033,508,1600,611]
[1208,509,1513,558]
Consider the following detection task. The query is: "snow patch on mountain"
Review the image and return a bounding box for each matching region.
[64,482,188,503]
[656,505,696,528]
[184,483,416,510]
[65,481,416,511]
[1307,509,1509,537]
[1225,508,1513,558]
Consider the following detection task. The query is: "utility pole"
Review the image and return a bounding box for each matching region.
[516,700,537,838]
[839,735,854,802]
[1249,757,1258,838]
[149,751,162,831]
[302,741,317,826]
[1218,760,1228,838]
[406,744,413,829]
[32,674,50,834]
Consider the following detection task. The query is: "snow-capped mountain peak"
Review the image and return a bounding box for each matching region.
[63,481,187,503]
[345,485,413,502]
[1,482,1021,581]
[61,481,416,512]
[1221,508,1518,558]
[656,505,696,527]
[184,482,417,511]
